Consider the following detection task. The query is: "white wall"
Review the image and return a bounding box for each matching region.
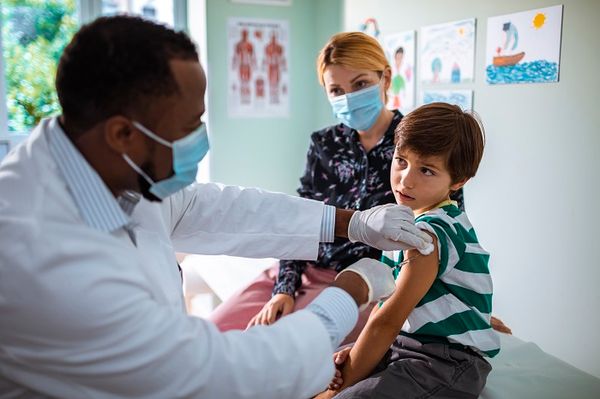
[345,0,600,378]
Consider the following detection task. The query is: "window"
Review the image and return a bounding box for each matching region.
[0,0,204,179]
[102,0,175,27]
[0,0,187,139]
[0,0,78,136]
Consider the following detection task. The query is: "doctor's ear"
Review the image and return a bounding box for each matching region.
[103,116,139,154]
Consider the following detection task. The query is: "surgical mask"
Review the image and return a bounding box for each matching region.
[123,121,209,200]
[329,83,384,131]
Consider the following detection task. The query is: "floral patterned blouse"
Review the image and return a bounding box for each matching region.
[273,111,464,296]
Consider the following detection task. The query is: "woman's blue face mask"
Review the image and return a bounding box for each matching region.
[329,83,384,131]
[123,121,209,200]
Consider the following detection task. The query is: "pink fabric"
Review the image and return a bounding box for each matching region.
[209,263,373,345]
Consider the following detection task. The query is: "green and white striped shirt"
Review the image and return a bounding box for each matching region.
[381,202,500,357]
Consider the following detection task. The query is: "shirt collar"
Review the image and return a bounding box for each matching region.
[415,199,459,218]
[118,190,142,215]
[46,117,131,233]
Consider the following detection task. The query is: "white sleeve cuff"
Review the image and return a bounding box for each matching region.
[319,205,335,243]
[306,287,359,349]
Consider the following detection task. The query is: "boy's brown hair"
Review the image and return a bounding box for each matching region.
[395,102,485,184]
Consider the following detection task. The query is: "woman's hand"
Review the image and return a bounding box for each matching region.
[327,345,352,390]
[246,293,295,328]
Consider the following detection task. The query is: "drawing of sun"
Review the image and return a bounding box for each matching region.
[532,12,546,29]
[457,27,465,36]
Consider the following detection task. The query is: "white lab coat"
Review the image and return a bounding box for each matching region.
[0,121,336,398]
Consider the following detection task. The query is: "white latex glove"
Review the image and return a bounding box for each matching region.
[348,204,434,254]
[336,258,396,311]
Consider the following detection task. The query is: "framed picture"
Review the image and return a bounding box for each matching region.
[227,17,290,118]
[230,0,291,6]
[383,30,416,114]
[0,139,10,161]
[421,89,473,110]
[420,18,476,84]
[485,5,563,84]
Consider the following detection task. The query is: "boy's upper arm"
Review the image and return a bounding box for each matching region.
[416,218,463,276]
[373,231,439,330]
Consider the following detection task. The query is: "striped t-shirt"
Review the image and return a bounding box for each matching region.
[381,201,500,357]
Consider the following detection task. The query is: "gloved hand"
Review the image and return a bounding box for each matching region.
[336,258,396,310]
[348,204,434,255]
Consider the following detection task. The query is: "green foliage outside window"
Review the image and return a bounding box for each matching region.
[1,0,77,133]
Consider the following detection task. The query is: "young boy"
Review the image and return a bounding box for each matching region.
[316,102,500,398]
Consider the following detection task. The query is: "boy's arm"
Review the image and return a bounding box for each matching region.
[337,232,439,390]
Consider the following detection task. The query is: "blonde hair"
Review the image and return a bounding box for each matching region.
[316,32,390,86]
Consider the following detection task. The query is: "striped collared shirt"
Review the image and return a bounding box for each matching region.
[381,202,500,357]
[46,117,135,233]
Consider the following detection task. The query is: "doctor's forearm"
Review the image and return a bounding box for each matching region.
[334,209,354,238]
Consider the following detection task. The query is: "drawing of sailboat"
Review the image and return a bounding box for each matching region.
[493,52,525,66]
[493,22,525,67]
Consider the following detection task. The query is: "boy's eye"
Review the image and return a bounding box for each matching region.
[421,167,435,176]
[395,157,407,167]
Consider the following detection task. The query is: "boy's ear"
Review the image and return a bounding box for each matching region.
[450,178,469,192]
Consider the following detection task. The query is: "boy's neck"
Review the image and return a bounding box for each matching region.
[414,198,455,217]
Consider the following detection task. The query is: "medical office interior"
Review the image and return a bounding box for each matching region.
[0,0,599,396]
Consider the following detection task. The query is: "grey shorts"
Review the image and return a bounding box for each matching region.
[333,335,492,399]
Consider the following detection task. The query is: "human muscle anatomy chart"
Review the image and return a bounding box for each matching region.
[228,18,290,117]
[232,29,256,104]
[263,30,287,104]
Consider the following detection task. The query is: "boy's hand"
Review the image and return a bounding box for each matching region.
[313,389,338,399]
[246,294,294,328]
[328,346,352,390]
[347,204,433,252]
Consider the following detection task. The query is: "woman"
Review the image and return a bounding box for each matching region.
[209,32,471,343]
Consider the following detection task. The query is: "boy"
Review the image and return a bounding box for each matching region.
[317,102,500,398]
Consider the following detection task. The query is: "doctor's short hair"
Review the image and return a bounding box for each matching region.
[56,15,198,137]
[394,103,485,184]
[316,32,390,86]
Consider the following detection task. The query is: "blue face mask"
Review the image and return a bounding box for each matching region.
[329,83,384,131]
[123,121,209,200]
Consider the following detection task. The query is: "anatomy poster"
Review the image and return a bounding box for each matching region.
[486,5,563,84]
[420,19,476,84]
[228,17,289,117]
[421,90,473,110]
[383,31,416,114]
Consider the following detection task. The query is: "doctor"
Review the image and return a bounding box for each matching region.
[0,16,432,398]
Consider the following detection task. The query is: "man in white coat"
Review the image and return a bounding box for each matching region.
[0,16,432,398]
